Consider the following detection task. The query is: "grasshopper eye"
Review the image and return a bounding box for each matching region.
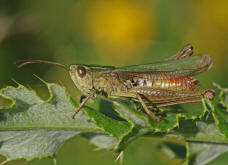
[77,66,86,78]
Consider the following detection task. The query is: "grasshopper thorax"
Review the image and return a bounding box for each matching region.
[69,65,93,95]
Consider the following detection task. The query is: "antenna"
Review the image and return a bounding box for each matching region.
[14,59,69,71]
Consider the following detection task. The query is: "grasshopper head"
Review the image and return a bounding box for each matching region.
[69,65,93,95]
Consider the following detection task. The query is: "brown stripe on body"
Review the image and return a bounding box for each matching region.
[129,87,210,103]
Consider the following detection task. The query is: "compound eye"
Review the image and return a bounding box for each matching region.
[77,66,86,78]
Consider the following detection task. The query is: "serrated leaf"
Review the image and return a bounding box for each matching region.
[211,86,228,137]
[0,84,100,131]
[0,82,110,162]
[1,81,228,165]
[183,85,228,165]
[179,85,228,165]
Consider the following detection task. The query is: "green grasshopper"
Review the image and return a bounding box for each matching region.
[15,44,215,121]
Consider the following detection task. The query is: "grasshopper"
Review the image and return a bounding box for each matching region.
[15,44,215,121]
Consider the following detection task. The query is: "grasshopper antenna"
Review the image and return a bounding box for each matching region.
[14,59,69,71]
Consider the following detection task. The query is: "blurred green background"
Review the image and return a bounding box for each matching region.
[0,0,228,164]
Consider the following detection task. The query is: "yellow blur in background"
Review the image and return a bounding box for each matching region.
[82,1,155,62]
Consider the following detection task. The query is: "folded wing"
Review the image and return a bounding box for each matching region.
[116,54,213,76]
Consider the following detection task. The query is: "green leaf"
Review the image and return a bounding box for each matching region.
[0,83,102,131]
[183,84,228,165]
[0,82,110,162]
[0,130,80,161]
[1,81,228,165]
[157,142,186,159]
[211,85,228,137]
[158,119,228,165]
[186,142,228,165]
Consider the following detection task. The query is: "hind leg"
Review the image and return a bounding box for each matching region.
[167,44,193,61]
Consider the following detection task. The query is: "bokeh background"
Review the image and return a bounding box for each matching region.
[0,0,228,165]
